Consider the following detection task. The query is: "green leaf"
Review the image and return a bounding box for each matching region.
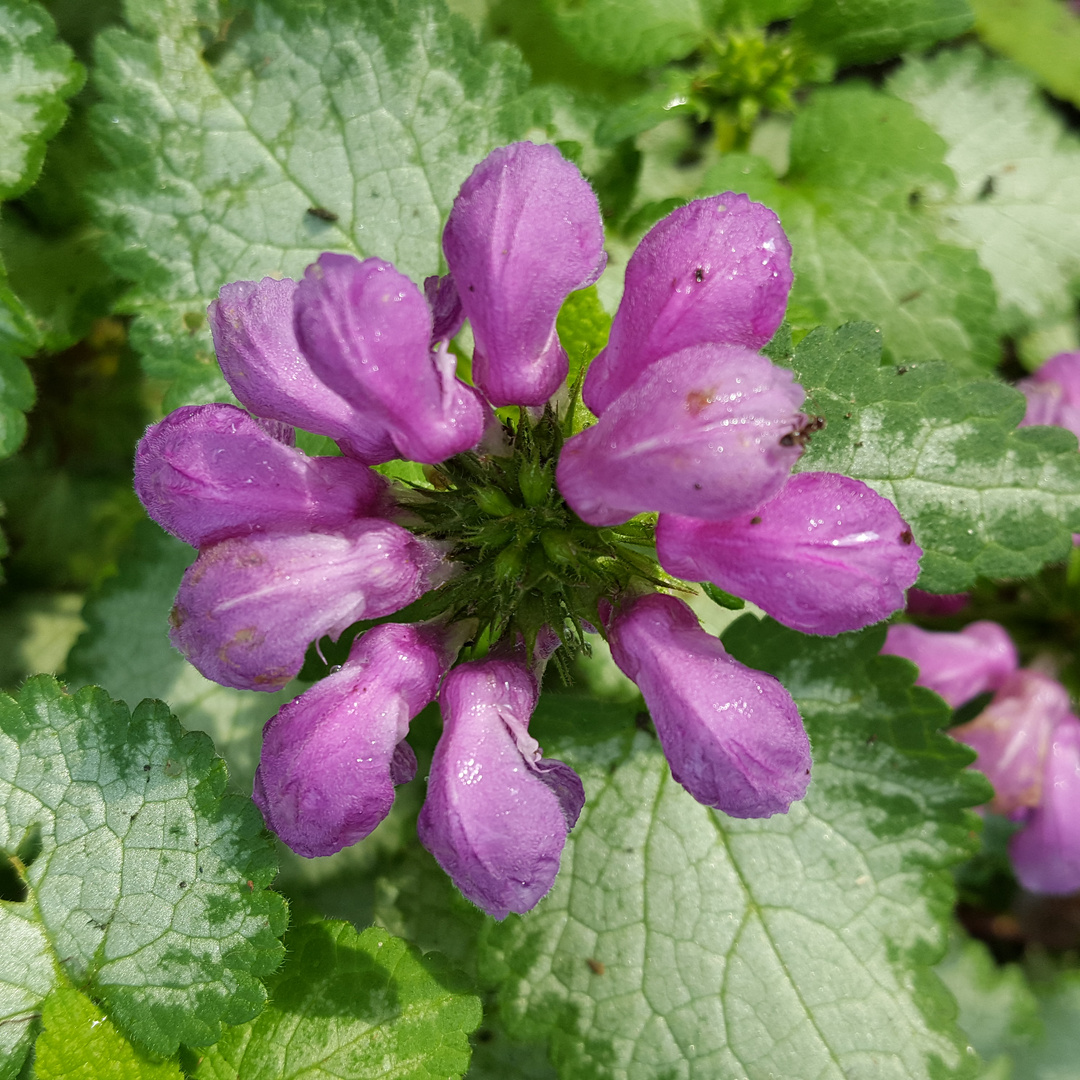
[935,933,1041,1076]
[34,987,183,1080]
[1010,971,1080,1080]
[65,521,298,792]
[704,83,1000,375]
[540,0,719,75]
[0,0,84,202]
[888,47,1080,340]
[969,0,1080,110]
[791,0,972,66]
[89,0,547,408]
[192,920,481,1080]
[480,622,988,1080]
[786,322,1080,593]
[0,279,36,458]
[0,675,288,1062]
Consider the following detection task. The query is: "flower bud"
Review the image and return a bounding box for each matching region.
[881,621,1017,708]
[657,472,921,635]
[607,593,811,818]
[473,486,517,518]
[417,658,585,919]
[557,344,805,527]
[208,277,385,461]
[518,458,553,508]
[253,624,450,857]
[169,520,441,691]
[443,142,606,407]
[583,194,792,415]
[951,670,1071,814]
[135,403,387,548]
[1010,717,1080,895]
[294,254,485,464]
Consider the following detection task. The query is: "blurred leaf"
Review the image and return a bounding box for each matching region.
[791,0,972,66]
[192,921,481,1080]
[65,521,297,791]
[706,83,1000,375]
[480,622,988,1080]
[1010,970,1080,1080]
[34,987,183,1080]
[787,322,1080,593]
[90,0,548,408]
[0,676,287,1068]
[889,47,1080,340]
[969,0,1080,110]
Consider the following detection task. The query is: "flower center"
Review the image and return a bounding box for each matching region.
[403,405,664,664]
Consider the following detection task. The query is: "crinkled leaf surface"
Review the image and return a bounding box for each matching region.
[34,987,183,1080]
[889,47,1080,339]
[969,0,1080,111]
[90,0,546,408]
[479,621,987,1080]
[791,0,972,66]
[0,0,83,202]
[538,0,718,75]
[65,521,297,791]
[705,84,999,375]
[0,675,287,1064]
[0,0,83,460]
[782,322,1080,593]
[192,920,481,1080]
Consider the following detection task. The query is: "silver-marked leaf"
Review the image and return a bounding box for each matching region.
[889,47,1080,339]
[479,621,988,1080]
[785,322,1080,593]
[90,0,547,407]
[0,676,287,1063]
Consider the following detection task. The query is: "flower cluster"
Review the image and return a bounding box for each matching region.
[135,142,921,918]
[882,623,1080,894]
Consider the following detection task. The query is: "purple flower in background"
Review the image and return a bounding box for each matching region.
[418,657,585,919]
[253,623,451,856]
[608,593,810,817]
[1018,351,1080,439]
[135,140,923,915]
[881,620,1018,708]
[905,589,970,617]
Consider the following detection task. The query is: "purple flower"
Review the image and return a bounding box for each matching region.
[417,657,585,919]
[253,623,451,857]
[657,472,922,634]
[443,142,606,406]
[607,592,811,818]
[905,589,970,617]
[1018,351,1080,439]
[135,403,388,548]
[557,344,806,526]
[951,669,1070,815]
[1010,716,1080,895]
[169,520,443,691]
[881,621,1018,708]
[583,194,792,416]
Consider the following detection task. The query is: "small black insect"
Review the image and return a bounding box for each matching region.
[779,415,826,448]
[306,206,338,223]
[694,266,705,283]
[977,175,996,201]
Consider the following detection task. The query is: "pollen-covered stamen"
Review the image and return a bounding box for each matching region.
[401,406,667,659]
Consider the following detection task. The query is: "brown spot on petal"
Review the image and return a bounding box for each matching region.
[751,516,762,525]
[900,529,914,545]
[685,389,714,416]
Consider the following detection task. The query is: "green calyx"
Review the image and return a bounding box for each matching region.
[402,406,664,662]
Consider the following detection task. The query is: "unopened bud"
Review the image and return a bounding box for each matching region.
[474,486,517,518]
[494,544,525,584]
[541,529,578,565]
[519,458,553,507]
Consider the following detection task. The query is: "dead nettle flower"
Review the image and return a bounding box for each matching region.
[883,623,1080,895]
[135,141,921,918]
[1018,351,1080,438]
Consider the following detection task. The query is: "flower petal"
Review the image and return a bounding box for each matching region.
[1010,717,1080,895]
[253,623,449,857]
[657,472,922,634]
[424,273,465,344]
[951,670,1071,815]
[417,658,584,919]
[209,277,387,461]
[881,621,1017,708]
[443,142,606,406]
[557,344,804,526]
[1018,351,1080,438]
[608,592,810,818]
[169,520,440,691]
[135,403,387,548]
[584,193,792,415]
[294,253,485,463]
